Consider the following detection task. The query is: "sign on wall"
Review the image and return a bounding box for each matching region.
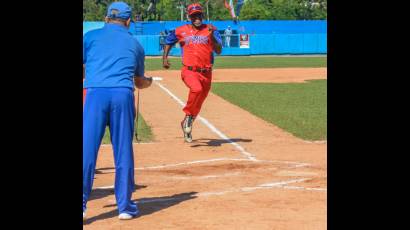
[239,34,250,48]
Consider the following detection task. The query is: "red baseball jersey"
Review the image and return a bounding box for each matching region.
[165,24,222,68]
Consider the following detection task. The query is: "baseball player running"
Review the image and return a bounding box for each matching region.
[162,3,222,143]
[83,1,152,221]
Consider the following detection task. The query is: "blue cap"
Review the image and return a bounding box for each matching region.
[106,2,132,20]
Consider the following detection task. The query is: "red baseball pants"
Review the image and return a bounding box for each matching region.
[181,67,212,117]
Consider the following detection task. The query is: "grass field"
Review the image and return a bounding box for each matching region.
[211,80,327,141]
[145,56,327,70]
[102,112,153,144]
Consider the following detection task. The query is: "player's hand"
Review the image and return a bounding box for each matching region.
[163,57,171,69]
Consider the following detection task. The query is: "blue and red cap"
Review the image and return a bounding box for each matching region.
[187,3,203,16]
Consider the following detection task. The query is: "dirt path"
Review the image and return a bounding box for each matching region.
[84,68,327,230]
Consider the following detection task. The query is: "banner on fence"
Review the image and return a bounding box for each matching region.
[239,34,249,48]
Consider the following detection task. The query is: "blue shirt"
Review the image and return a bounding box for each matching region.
[83,23,145,89]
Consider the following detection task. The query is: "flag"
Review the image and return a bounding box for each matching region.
[235,0,245,17]
[224,0,236,19]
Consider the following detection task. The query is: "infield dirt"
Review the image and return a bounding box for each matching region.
[83,67,327,230]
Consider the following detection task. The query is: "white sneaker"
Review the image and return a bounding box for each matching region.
[83,212,86,221]
[118,213,133,220]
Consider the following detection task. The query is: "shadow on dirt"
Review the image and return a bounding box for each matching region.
[190,138,252,147]
[88,184,147,202]
[95,167,115,174]
[84,192,198,225]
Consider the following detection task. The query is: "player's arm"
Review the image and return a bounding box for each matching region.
[210,26,222,54]
[163,30,179,69]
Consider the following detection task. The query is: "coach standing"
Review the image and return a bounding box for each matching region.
[83,1,152,221]
[224,26,233,47]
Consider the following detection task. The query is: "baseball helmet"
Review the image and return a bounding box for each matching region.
[187,3,203,16]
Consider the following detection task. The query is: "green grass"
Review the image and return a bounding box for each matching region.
[101,113,153,144]
[145,56,327,70]
[211,80,327,141]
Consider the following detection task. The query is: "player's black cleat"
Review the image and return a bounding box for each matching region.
[182,115,194,134]
[183,131,193,143]
[181,115,194,143]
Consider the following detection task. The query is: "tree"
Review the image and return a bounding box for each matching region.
[239,0,274,20]
[83,0,327,21]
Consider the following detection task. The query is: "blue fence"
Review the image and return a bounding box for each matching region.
[83,20,327,55]
[135,33,326,55]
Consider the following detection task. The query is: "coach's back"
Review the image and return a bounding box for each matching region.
[83,23,145,89]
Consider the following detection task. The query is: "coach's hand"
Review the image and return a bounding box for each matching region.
[134,76,153,89]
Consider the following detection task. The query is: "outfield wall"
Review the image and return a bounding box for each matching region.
[83,20,327,55]
[136,33,326,55]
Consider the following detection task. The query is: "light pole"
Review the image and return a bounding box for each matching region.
[206,0,210,21]
[177,1,184,21]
